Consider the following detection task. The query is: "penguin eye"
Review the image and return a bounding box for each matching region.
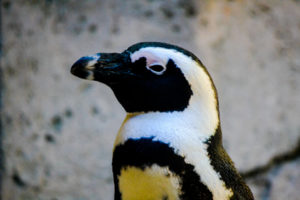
[147,63,166,75]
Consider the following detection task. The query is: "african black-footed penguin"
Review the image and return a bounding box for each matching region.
[71,42,254,200]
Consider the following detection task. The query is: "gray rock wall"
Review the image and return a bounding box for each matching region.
[1,0,299,199]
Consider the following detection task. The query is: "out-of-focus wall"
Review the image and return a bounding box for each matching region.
[1,0,299,199]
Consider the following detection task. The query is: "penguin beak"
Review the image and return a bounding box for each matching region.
[71,52,134,85]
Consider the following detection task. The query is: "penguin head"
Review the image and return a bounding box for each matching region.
[71,42,218,114]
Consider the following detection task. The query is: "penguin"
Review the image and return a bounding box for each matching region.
[71,42,254,200]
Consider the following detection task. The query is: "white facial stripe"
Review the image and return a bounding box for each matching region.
[131,50,168,66]
[119,47,231,199]
[132,50,167,75]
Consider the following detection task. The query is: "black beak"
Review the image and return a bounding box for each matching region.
[71,52,134,85]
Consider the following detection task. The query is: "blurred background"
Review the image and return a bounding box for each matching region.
[1,0,300,199]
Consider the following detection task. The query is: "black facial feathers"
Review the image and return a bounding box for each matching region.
[111,58,193,113]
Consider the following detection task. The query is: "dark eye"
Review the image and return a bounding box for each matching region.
[147,64,166,75]
[149,65,164,72]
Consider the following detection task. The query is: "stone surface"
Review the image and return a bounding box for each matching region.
[1,0,300,199]
[269,159,300,200]
[246,159,300,200]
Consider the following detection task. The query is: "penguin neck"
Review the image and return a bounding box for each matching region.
[115,93,220,146]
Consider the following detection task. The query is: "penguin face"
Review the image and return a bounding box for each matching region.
[71,42,216,113]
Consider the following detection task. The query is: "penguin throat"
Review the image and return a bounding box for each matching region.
[114,97,220,148]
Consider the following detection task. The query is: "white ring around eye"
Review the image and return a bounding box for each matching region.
[147,62,166,75]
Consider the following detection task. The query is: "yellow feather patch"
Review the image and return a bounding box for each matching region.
[118,165,181,200]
